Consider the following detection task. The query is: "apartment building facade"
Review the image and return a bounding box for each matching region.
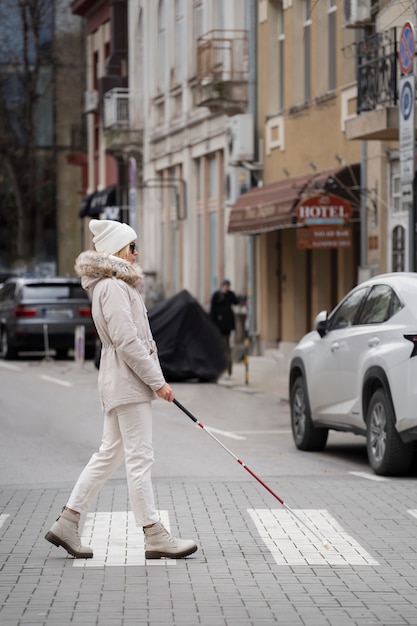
[71,0,415,353]
[346,3,416,275]
[73,0,250,322]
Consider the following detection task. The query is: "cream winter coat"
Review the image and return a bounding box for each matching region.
[75,251,165,411]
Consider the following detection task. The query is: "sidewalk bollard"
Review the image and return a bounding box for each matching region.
[75,325,85,364]
[244,335,250,385]
[43,323,52,361]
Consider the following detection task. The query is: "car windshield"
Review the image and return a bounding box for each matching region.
[22,284,86,300]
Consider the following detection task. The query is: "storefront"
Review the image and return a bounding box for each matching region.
[228,164,361,350]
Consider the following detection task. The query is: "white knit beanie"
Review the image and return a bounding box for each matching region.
[89,219,137,255]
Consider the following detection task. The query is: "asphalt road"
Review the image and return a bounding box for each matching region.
[0,357,371,487]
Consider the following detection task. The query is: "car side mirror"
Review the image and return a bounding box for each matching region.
[315,310,328,338]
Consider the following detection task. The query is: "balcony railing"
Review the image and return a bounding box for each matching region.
[196,29,248,83]
[103,88,130,129]
[356,28,398,114]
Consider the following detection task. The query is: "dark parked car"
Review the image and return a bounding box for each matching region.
[0,277,96,359]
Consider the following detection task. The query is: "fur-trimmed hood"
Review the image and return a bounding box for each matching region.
[75,250,143,292]
[74,250,164,410]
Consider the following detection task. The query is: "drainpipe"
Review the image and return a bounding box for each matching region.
[360,140,367,275]
[247,0,258,353]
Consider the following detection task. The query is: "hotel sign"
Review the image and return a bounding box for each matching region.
[296,194,352,225]
[296,193,353,249]
[297,226,352,249]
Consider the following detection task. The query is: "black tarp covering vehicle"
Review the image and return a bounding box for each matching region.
[148,290,226,382]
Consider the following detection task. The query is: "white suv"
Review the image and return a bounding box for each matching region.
[289,273,417,476]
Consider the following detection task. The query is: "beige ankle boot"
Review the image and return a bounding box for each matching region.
[144,521,197,559]
[45,509,93,559]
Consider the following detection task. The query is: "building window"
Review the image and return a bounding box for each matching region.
[214,0,224,29]
[392,226,405,271]
[197,213,203,302]
[278,2,285,113]
[158,0,167,91]
[328,0,337,91]
[195,159,201,200]
[303,0,311,102]
[194,0,203,35]
[392,173,402,213]
[161,221,166,290]
[208,154,218,198]
[193,0,203,75]
[170,221,178,293]
[209,211,218,294]
[175,0,184,84]
[137,11,144,119]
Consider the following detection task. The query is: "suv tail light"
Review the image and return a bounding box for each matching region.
[404,334,417,357]
[14,304,37,317]
[78,306,92,317]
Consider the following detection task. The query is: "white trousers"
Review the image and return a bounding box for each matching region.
[66,402,159,527]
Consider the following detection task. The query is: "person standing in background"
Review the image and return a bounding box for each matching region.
[210,279,238,377]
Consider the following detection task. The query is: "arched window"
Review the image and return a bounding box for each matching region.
[392,225,405,272]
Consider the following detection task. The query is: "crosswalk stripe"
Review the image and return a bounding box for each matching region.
[40,375,73,388]
[0,362,21,371]
[349,471,387,482]
[248,508,379,566]
[68,507,379,567]
[73,510,175,567]
[0,514,9,529]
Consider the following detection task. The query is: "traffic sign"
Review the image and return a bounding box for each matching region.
[399,75,415,184]
[399,21,415,75]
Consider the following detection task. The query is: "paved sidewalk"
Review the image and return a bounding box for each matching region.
[218,350,290,400]
[2,474,417,625]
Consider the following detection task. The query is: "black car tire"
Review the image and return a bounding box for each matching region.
[290,375,328,451]
[0,327,17,360]
[366,388,414,476]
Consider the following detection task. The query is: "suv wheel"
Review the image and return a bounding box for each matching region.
[0,327,17,360]
[366,388,414,476]
[290,375,328,451]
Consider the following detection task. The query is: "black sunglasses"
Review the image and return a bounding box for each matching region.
[129,242,137,253]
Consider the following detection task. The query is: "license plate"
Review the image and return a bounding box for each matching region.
[44,308,74,318]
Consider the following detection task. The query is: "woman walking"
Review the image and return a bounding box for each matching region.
[45,219,197,560]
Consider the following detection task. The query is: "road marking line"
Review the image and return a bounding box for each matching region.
[349,471,387,482]
[203,426,246,440]
[0,514,9,528]
[236,429,292,435]
[407,510,417,521]
[0,362,21,371]
[248,508,379,566]
[40,375,73,388]
[73,510,175,567]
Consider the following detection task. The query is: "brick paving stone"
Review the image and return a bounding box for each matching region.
[2,434,417,626]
